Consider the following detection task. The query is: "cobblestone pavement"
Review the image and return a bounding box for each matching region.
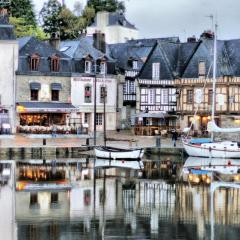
[0,131,183,148]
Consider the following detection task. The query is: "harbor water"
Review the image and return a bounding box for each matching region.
[0,155,240,240]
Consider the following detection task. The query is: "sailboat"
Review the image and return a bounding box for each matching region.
[182,23,240,158]
[94,73,144,160]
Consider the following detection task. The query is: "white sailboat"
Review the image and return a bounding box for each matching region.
[182,23,240,158]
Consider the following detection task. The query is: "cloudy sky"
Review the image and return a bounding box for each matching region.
[33,0,240,41]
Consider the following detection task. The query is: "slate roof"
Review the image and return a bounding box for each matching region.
[60,36,113,60]
[90,12,137,30]
[0,15,15,40]
[17,36,72,75]
[139,41,179,80]
[18,37,69,58]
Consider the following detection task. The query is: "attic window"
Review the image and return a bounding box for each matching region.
[133,60,138,70]
[50,56,60,72]
[85,60,92,73]
[100,61,106,74]
[60,46,70,52]
[152,62,160,80]
[30,54,40,71]
[198,61,206,77]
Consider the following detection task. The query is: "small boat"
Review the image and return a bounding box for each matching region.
[94,146,144,160]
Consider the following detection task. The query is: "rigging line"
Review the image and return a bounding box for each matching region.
[186,62,213,137]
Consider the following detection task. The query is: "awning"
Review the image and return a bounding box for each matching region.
[135,112,168,119]
[30,82,41,90]
[51,83,62,90]
[17,102,77,113]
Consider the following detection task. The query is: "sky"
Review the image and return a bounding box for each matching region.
[33,0,240,41]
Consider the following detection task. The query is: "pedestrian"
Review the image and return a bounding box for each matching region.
[172,129,178,147]
[52,125,57,138]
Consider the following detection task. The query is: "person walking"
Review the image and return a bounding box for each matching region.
[172,129,178,147]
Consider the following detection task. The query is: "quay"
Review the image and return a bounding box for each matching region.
[0,131,184,159]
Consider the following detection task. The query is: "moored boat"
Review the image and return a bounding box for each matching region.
[94,146,144,160]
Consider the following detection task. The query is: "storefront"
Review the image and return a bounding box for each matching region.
[16,102,77,134]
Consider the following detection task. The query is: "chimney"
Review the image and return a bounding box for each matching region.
[200,30,214,39]
[49,32,60,50]
[187,35,197,43]
[93,31,106,53]
[0,8,9,24]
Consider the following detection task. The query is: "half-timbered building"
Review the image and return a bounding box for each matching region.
[109,39,157,128]
[176,32,240,138]
[136,38,180,135]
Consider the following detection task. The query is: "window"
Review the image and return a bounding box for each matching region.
[187,90,193,104]
[85,60,91,73]
[129,81,135,94]
[208,89,213,105]
[133,60,138,70]
[162,89,169,104]
[30,54,40,71]
[51,90,59,101]
[84,113,90,124]
[100,86,107,103]
[96,113,103,125]
[50,56,60,72]
[100,62,106,74]
[198,61,206,77]
[31,90,38,101]
[152,62,160,80]
[148,89,155,104]
[84,85,92,103]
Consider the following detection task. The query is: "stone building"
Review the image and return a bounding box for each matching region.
[0,9,18,133]
[87,11,139,44]
[60,34,118,132]
[16,37,75,134]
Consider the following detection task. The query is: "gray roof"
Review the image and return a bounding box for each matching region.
[17,37,72,75]
[60,36,114,61]
[139,40,179,80]
[90,12,137,30]
[0,24,15,40]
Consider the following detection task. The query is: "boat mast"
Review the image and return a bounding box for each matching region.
[211,23,217,141]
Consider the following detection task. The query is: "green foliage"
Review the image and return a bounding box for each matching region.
[87,0,125,13]
[9,17,48,40]
[10,0,36,26]
[40,0,62,36]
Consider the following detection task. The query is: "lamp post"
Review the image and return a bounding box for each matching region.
[94,61,97,146]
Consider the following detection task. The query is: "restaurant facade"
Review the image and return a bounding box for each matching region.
[15,37,76,134]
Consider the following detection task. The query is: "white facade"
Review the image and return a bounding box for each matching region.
[87,11,139,44]
[0,40,18,133]
[71,76,118,132]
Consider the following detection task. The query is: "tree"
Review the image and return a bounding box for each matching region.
[9,17,48,40]
[73,1,83,16]
[87,0,125,13]
[40,0,62,37]
[10,0,36,26]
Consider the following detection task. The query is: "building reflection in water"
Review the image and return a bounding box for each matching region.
[1,158,240,239]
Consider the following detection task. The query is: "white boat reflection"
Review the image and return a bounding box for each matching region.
[182,157,240,183]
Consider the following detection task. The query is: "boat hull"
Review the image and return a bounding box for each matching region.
[183,141,240,158]
[94,147,144,159]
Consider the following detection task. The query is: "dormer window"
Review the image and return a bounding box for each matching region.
[133,60,138,70]
[198,61,206,78]
[100,62,106,74]
[85,60,92,73]
[30,54,40,71]
[50,56,60,72]
[152,62,160,80]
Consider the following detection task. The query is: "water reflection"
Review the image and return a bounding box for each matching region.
[0,157,240,239]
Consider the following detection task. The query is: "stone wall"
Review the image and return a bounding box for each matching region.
[16,75,71,102]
